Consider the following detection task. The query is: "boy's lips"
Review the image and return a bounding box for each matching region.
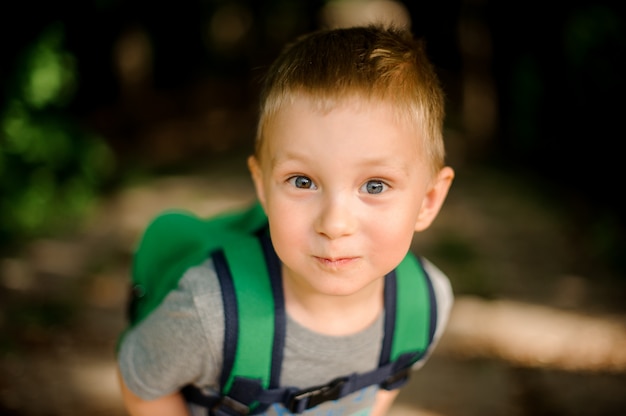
[313,255,359,268]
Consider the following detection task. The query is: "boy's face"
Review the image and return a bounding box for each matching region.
[249,96,453,298]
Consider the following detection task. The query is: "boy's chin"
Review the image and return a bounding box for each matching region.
[304,275,383,298]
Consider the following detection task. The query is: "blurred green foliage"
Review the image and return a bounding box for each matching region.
[0,22,115,251]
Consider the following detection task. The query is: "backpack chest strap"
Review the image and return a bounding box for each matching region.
[185,351,418,415]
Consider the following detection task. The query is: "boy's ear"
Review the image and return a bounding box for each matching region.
[248,155,267,208]
[414,166,455,232]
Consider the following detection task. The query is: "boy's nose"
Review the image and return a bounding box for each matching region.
[314,195,357,239]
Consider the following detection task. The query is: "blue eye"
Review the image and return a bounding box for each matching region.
[289,175,317,189]
[362,180,387,194]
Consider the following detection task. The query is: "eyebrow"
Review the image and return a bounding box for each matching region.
[359,159,412,177]
[268,149,307,167]
[271,150,413,175]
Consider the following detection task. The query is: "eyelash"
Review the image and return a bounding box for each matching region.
[287,176,389,195]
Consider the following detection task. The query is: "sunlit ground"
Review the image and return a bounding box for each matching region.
[1,155,625,416]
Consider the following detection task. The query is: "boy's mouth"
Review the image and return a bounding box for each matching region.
[314,256,358,268]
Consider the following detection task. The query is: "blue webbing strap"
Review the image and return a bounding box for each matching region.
[379,269,397,367]
[180,250,237,414]
[214,249,239,391]
[231,351,417,413]
[255,227,286,390]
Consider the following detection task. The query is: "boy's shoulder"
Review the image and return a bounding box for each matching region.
[419,257,454,304]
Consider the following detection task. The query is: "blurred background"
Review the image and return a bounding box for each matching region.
[1,1,625,415]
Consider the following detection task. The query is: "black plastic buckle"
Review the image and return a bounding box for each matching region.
[380,367,411,390]
[288,376,348,412]
[211,396,250,416]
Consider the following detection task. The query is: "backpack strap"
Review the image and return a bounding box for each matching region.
[183,248,437,415]
[183,226,287,416]
[378,254,437,390]
[216,226,286,414]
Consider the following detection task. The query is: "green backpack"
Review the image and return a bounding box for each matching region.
[120,201,437,415]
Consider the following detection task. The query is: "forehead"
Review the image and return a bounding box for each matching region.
[261,95,426,167]
[263,93,417,140]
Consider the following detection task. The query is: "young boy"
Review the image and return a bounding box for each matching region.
[117,24,455,416]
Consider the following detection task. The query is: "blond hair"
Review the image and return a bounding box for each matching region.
[256,24,446,173]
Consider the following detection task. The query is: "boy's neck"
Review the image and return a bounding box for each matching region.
[282,272,385,336]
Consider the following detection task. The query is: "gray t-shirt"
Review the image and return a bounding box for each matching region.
[117,257,453,415]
